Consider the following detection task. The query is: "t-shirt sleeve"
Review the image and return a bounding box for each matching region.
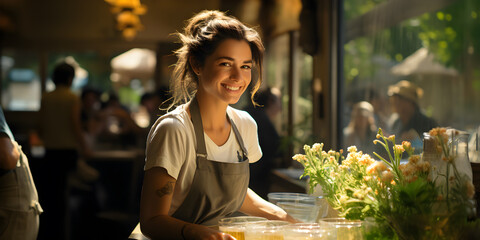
[237,110,262,163]
[0,107,14,140]
[144,116,187,179]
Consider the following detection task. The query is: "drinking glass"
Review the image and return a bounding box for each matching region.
[244,220,290,240]
[268,192,327,222]
[320,218,363,240]
[283,223,336,240]
[218,216,267,240]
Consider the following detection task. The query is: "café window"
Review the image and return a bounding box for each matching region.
[265,32,313,165]
[1,49,41,111]
[341,0,480,154]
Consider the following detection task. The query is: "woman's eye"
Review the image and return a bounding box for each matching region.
[241,65,252,69]
[220,62,231,67]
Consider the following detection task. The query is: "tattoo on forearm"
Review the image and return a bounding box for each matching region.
[156,181,174,198]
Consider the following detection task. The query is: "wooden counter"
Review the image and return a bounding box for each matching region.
[269,168,307,193]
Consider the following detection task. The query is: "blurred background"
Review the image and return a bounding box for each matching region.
[1,0,479,239]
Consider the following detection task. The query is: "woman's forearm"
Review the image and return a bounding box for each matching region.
[140,215,188,240]
[239,188,297,223]
[141,215,234,240]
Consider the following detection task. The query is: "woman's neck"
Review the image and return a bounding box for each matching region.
[192,92,230,131]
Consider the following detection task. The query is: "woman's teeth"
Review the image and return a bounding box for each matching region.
[225,85,240,91]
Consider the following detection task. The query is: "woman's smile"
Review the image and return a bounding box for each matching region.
[222,83,242,91]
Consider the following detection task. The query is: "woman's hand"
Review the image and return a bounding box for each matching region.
[183,223,236,240]
[239,188,298,223]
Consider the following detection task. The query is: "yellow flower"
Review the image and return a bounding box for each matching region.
[292,154,306,162]
[329,156,336,164]
[429,127,446,137]
[393,144,405,155]
[399,163,416,177]
[312,143,322,152]
[303,145,311,152]
[359,154,375,166]
[387,135,395,142]
[418,161,430,172]
[408,155,420,164]
[347,146,358,153]
[402,141,412,149]
[429,128,439,136]
[377,128,383,136]
[367,161,388,175]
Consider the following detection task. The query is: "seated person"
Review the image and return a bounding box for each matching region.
[343,101,378,155]
[387,80,438,152]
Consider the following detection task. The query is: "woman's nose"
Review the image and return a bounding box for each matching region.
[229,66,241,81]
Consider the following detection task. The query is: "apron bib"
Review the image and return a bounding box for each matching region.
[172,97,250,226]
[0,141,43,240]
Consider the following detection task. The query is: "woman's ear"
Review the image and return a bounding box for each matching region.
[189,56,200,75]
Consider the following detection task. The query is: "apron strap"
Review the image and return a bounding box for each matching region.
[230,118,248,161]
[190,97,208,159]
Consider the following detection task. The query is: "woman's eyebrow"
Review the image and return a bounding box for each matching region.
[215,56,253,64]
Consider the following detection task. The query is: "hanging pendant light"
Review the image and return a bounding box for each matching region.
[105,0,147,40]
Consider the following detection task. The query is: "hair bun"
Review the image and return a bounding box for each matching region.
[185,10,228,37]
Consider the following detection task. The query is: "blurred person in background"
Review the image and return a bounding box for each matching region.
[244,87,282,199]
[388,80,438,150]
[140,87,171,129]
[367,88,390,132]
[343,101,378,155]
[0,107,42,240]
[98,92,143,148]
[38,61,91,240]
[80,87,104,148]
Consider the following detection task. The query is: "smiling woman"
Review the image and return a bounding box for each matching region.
[194,39,253,108]
[139,10,296,240]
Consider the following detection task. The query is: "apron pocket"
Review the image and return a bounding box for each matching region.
[0,208,39,240]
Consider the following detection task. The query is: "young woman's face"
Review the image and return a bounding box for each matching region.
[196,39,253,105]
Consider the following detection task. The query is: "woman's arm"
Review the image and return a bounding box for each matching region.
[0,135,19,170]
[140,167,235,240]
[239,188,298,223]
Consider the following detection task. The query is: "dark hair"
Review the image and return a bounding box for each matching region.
[81,87,100,100]
[170,10,264,109]
[52,62,75,86]
[254,87,274,108]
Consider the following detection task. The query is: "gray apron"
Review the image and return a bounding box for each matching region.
[171,97,250,226]
[0,141,43,240]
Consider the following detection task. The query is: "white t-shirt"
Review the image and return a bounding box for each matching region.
[145,104,262,215]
